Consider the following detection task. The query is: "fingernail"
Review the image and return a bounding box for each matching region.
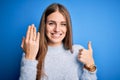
[89,41,92,43]
[32,24,35,27]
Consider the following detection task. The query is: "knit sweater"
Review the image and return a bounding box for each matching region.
[19,44,97,80]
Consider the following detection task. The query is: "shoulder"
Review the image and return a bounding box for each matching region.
[72,44,84,53]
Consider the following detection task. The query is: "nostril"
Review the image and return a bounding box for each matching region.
[54,27,60,31]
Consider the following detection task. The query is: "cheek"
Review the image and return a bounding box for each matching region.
[46,26,53,35]
[46,25,50,32]
[45,26,49,35]
[63,27,67,33]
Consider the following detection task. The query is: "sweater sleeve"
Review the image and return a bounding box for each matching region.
[81,68,97,80]
[72,45,97,80]
[19,53,38,80]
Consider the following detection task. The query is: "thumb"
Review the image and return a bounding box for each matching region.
[36,32,40,43]
[21,37,25,49]
[88,41,92,52]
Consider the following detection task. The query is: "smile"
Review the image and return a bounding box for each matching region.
[51,33,62,38]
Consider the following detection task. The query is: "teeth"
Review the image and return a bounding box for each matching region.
[51,33,62,38]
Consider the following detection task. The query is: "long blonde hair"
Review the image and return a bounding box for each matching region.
[36,3,73,80]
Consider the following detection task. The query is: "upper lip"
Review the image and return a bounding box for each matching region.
[51,32,62,35]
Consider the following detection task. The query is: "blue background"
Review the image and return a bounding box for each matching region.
[0,0,120,80]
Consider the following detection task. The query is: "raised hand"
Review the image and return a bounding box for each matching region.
[78,41,95,67]
[21,24,40,60]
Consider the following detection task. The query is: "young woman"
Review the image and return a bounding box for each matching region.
[19,3,97,80]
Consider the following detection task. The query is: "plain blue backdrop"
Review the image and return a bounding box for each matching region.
[0,0,120,80]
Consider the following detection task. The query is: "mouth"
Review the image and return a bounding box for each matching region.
[51,33,62,38]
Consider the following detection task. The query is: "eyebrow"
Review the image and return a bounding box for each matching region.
[47,20,66,23]
[47,20,56,23]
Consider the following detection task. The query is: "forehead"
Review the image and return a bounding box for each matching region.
[47,11,66,22]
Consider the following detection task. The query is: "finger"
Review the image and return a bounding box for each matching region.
[21,37,25,49]
[78,57,84,63]
[33,25,36,41]
[79,50,83,55]
[26,26,31,41]
[36,32,40,43]
[78,54,82,58]
[79,49,83,53]
[88,41,92,51]
[79,49,86,54]
[78,55,81,59]
[29,24,34,40]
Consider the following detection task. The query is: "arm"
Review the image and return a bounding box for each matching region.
[78,42,97,80]
[19,24,40,80]
[19,54,38,80]
[81,68,97,80]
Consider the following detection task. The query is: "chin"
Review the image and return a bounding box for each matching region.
[51,39,63,43]
[48,37,64,45]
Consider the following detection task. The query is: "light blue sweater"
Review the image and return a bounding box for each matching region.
[19,44,97,80]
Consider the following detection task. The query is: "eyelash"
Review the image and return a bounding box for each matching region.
[61,24,66,26]
[48,22,66,26]
[49,23,54,25]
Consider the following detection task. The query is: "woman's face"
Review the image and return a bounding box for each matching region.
[46,11,67,46]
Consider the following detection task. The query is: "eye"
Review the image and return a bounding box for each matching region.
[61,23,67,27]
[48,22,54,25]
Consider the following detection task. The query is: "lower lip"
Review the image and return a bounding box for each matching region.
[51,34,62,38]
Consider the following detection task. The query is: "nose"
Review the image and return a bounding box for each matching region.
[54,24,60,32]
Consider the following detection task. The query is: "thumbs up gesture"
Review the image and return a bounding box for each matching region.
[78,41,95,67]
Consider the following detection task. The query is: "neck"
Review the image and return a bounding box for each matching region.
[48,43,64,52]
[47,42,62,47]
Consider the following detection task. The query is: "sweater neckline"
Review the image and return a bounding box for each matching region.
[48,43,64,50]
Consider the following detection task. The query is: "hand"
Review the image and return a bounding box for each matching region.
[78,41,95,67]
[21,24,40,60]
